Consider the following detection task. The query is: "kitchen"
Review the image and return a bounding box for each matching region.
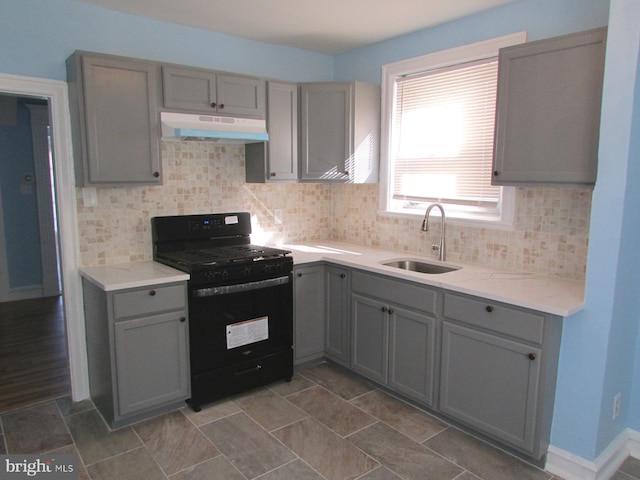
[0,0,639,479]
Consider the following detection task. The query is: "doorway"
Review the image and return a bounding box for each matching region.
[0,95,61,302]
[0,94,66,411]
[0,73,90,404]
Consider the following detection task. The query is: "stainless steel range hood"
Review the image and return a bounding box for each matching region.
[160,112,268,143]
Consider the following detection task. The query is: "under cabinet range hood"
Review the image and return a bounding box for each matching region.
[160,112,268,143]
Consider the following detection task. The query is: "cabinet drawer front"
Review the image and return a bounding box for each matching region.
[352,271,438,314]
[113,284,186,319]
[443,293,544,344]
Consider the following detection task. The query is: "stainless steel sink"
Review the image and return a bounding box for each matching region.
[382,259,461,274]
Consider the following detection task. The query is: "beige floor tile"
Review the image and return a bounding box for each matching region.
[200,412,295,479]
[299,363,374,400]
[286,385,376,436]
[134,410,219,475]
[180,398,241,427]
[424,427,551,480]
[273,417,378,480]
[2,402,73,454]
[257,459,325,480]
[87,446,166,480]
[232,387,308,431]
[348,422,463,480]
[64,409,141,466]
[168,455,245,480]
[351,389,447,442]
[268,373,316,397]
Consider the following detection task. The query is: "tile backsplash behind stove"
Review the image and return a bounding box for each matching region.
[76,141,590,280]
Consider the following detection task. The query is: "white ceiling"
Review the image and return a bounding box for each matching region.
[74,0,516,55]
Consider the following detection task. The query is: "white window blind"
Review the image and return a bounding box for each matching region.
[391,57,501,208]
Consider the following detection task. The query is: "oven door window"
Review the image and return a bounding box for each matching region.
[188,276,293,373]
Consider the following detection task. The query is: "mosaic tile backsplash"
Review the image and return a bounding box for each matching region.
[76,142,591,280]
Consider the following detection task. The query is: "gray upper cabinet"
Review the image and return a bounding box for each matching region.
[245,81,298,182]
[66,51,162,186]
[299,82,380,183]
[162,65,266,118]
[492,28,607,185]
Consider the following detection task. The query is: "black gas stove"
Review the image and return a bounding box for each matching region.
[151,212,294,411]
[152,213,292,285]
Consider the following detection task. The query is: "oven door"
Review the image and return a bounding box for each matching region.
[188,274,293,375]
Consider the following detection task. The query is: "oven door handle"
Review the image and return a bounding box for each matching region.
[192,275,290,297]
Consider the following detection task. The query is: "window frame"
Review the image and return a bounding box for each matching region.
[379,32,527,228]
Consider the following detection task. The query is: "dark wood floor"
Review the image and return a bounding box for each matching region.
[0,296,70,413]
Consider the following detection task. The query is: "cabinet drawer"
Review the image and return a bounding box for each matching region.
[352,271,438,314]
[113,284,186,319]
[443,293,544,344]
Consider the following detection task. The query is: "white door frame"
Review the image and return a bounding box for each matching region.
[27,103,62,298]
[0,73,89,401]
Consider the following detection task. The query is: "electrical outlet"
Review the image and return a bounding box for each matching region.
[274,209,283,225]
[613,392,621,420]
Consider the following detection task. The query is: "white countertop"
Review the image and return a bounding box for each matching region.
[79,242,584,316]
[281,241,584,317]
[80,261,189,291]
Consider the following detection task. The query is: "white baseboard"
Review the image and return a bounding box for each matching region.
[7,285,44,302]
[546,428,640,480]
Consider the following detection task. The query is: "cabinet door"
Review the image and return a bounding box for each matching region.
[162,66,217,112]
[293,265,325,364]
[216,74,266,118]
[79,55,161,185]
[245,81,298,182]
[351,293,387,383]
[439,322,541,454]
[325,266,350,366]
[114,311,189,416]
[267,81,298,180]
[300,83,351,181]
[388,306,436,406]
[493,28,606,185]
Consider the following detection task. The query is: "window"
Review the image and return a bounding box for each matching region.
[380,33,526,226]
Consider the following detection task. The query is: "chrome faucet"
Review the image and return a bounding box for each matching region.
[421,203,446,261]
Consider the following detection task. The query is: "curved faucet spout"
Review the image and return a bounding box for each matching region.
[421,203,446,261]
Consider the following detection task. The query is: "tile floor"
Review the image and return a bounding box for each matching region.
[1,362,639,480]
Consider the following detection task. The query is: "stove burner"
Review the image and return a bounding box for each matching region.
[156,244,290,269]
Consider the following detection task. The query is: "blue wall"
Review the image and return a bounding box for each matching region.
[334,0,611,84]
[0,0,333,82]
[0,98,43,287]
[632,47,640,428]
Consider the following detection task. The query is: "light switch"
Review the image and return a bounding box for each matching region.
[82,187,97,207]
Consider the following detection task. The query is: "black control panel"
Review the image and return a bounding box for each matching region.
[152,212,252,245]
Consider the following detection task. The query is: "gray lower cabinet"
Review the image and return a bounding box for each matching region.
[66,51,162,187]
[492,27,606,185]
[245,81,298,182]
[299,81,380,183]
[439,292,562,459]
[351,292,388,384]
[82,279,189,428]
[351,270,438,406]
[293,264,326,364]
[324,266,350,366]
[162,65,266,118]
